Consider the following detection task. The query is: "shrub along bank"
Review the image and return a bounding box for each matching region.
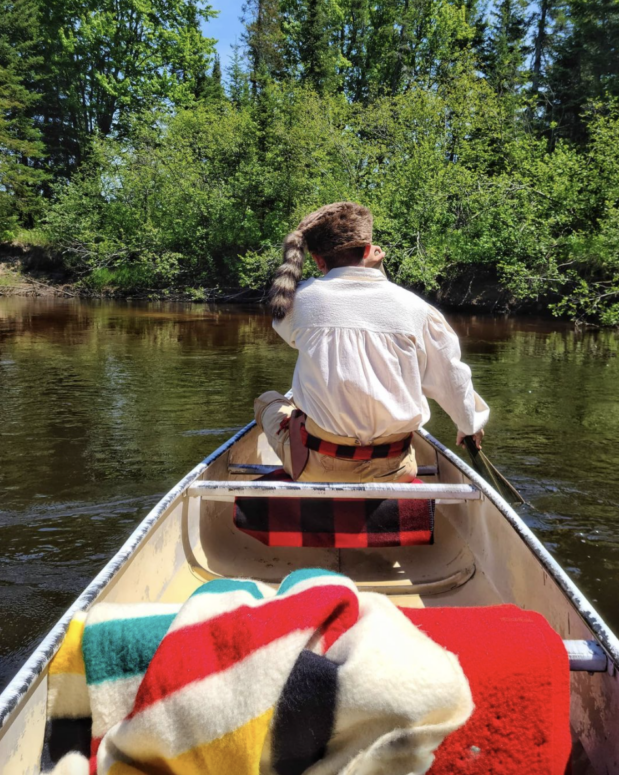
[3,0,619,323]
[26,84,618,323]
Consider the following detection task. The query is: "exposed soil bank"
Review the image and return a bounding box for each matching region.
[0,244,74,298]
[0,243,549,315]
[429,266,553,316]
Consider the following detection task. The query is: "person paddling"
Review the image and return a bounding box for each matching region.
[255,201,489,482]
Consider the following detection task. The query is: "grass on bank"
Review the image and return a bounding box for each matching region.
[0,260,24,286]
[80,266,158,292]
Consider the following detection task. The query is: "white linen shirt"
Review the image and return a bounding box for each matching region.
[273,266,489,445]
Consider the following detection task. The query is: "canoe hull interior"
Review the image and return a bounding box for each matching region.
[1,424,618,774]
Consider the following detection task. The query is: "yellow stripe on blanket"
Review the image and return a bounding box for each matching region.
[49,615,87,676]
[108,708,274,775]
[48,613,89,719]
[104,764,143,775]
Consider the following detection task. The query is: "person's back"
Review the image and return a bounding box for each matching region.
[255,201,488,482]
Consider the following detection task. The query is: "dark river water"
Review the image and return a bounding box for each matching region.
[1,297,618,692]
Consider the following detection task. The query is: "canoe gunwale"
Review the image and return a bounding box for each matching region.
[418,427,619,670]
[0,422,256,732]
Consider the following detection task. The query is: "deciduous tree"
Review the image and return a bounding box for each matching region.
[37,0,217,177]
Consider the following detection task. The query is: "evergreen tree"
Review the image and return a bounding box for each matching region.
[531,0,552,99]
[0,0,47,235]
[482,0,530,96]
[298,0,340,93]
[525,0,566,133]
[548,0,619,142]
[463,0,488,62]
[227,43,252,107]
[279,0,345,95]
[242,0,286,92]
[339,0,371,101]
[198,54,227,104]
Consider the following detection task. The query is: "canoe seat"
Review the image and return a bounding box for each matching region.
[183,477,478,595]
[185,439,481,596]
[187,480,481,502]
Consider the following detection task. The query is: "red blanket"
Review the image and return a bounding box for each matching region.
[400,605,572,775]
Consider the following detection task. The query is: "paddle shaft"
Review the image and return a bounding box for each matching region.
[463,436,526,505]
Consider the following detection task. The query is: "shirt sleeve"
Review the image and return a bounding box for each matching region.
[272,315,297,348]
[420,308,489,435]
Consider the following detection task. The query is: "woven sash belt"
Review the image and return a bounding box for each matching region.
[300,424,413,460]
[282,410,413,480]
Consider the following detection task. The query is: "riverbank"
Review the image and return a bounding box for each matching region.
[0,247,264,303]
[0,264,76,299]
[0,243,551,316]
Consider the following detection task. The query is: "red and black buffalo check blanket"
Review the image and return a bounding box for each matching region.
[234,470,435,548]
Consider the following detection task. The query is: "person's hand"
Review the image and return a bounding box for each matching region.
[457,429,484,450]
[363,244,385,268]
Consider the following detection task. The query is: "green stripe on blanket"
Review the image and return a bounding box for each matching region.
[191,578,265,600]
[277,568,342,595]
[82,614,175,685]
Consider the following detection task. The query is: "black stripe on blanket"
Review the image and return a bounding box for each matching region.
[272,650,339,775]
[40,717,92,770]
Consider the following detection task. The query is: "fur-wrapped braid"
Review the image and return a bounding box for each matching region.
[269,230,306,320]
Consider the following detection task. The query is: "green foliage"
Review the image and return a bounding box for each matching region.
[40,75,619,323]
[237,245,281,289]
[43,86,357,286]
[10,226,49,247]
[79,265,165,293]
[3,0,619,323]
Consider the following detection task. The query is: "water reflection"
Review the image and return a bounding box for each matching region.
[1,299,618,692]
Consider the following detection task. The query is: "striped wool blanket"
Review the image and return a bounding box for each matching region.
[45,569,473,775]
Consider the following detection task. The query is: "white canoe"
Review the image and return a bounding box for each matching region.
[1,422,618,774]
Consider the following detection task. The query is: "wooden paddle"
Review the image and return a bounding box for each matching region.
[462,436,527,505]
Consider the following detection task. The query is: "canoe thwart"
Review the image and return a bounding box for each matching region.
[565,640,608,672]
[187,481,481,503]
[228,463,439,477]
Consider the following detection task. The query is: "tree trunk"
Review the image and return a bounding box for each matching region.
[531,0,549,99]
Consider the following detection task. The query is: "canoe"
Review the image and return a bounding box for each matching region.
[1,420,618,774]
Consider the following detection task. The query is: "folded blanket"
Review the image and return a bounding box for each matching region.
[45,570,472,775]
[234,471,435,548]
[401,606,572,775]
